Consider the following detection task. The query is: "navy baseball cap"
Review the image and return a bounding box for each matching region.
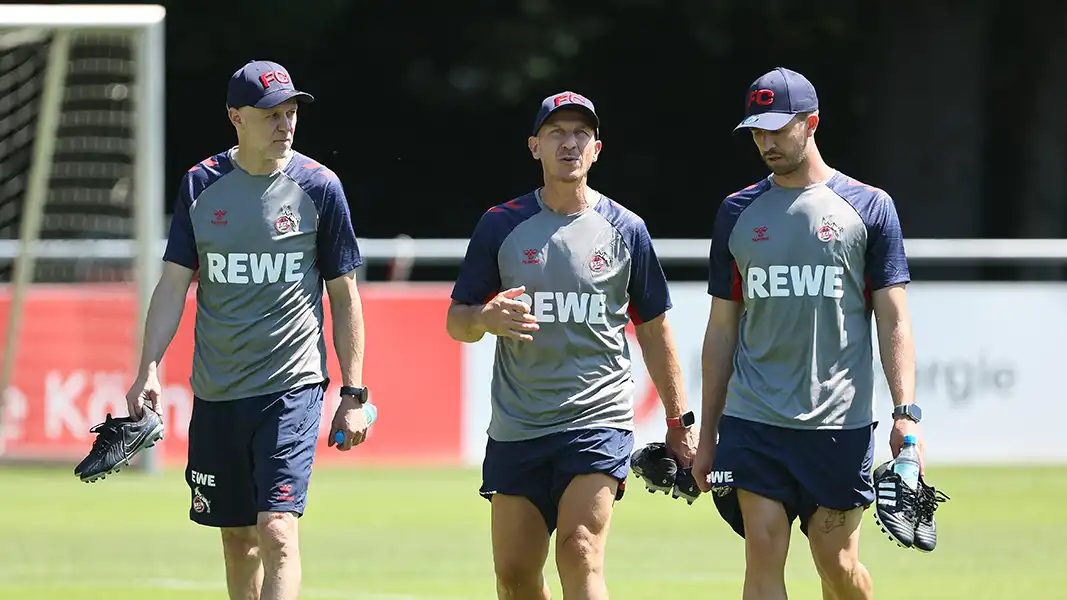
[532,91,600,137]
[226,60,315,109]
[734,67,818,132]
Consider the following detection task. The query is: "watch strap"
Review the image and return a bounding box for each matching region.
[666,411,695,429]
[340,386,367,404]
[892,404,920,422]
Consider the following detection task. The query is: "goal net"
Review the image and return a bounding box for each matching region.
[0,5,165,471]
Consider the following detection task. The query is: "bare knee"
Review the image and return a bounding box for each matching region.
[490,494,551,596]
[744,518,790,566]
[256,512,299,561]
[813,549,865,594]
[221,526,260,562]
[810,544,863,590]
[556,525,604,577]
[494,552,545,592]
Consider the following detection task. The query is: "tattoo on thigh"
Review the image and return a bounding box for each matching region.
[820,509,847,534]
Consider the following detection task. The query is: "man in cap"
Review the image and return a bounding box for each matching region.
[692,67,929,599]
[446,91,697,599]
[79,59,369,600]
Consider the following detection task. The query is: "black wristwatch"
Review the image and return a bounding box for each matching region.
[892,404,922,423]
[339,386,368,405]
[666,410,696,429]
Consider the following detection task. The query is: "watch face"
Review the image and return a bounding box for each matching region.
[682,411,695,427]
[896,405,921,421]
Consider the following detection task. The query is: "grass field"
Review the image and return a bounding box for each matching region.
[2,465,1066,599]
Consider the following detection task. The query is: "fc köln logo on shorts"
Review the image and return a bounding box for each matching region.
[192,486,212,514]
[275,205,300,234]
[817,216,843,242]
[589,248,611,274]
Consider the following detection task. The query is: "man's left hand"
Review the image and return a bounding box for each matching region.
[889,415,925,475]
[665,425,698,469]
[329,396,371,451]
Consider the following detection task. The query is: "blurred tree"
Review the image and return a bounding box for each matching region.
[863,0,995,279]
[351,0,864,107]
[1015,1,1067,278]
[165,0,351,65]
[146,0,1067,282]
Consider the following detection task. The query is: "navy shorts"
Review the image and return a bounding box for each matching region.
[710,415,876,538]
[480,427,634,534]
[185,381,325,528]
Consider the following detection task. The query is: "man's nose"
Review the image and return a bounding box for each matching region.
[753,130,774,150]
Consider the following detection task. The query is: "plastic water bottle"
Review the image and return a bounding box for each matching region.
[893,434,921,490]
[333,402,377,446]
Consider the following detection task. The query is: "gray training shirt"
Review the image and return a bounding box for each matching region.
[164,149,362,401]
[708,171,910,430]
[451,190,672,443]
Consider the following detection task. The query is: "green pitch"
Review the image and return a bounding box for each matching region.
[1,465,1065,599]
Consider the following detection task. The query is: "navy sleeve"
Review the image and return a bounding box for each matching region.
[863,193,911,290]
[626,219,672,325]
[316,177,363,280]
[451,211,503,305]
[708,198,742,300]
[162,173,198,270]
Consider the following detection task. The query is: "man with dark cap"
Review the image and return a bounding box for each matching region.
[79,60,369,600]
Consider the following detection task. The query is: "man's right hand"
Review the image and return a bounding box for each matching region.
[126,364,163,420]
[477,286,539,342]
[692,435,718,493]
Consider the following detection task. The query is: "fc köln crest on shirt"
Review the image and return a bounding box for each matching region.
[275,204,300,234]
[817,216,843,242]
[589,248,611,274]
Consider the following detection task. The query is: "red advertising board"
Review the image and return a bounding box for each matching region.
[0,283,463,466]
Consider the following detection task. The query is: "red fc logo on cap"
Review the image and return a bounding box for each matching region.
[553,92,589,107]
[747,89,774,108]
[259,70,291,89]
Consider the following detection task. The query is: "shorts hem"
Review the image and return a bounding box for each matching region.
[730,484,793,508]
[561,465,629,484]
[189,514,257,528]
[478,484,531,502]
[257,504,307,517]
[810,497,874,512]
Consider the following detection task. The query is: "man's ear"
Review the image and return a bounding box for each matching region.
[807,111,820,135]
[528,135,540,160]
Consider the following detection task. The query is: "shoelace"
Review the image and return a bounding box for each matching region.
[87,414,123,452]
[916,482,950,522]
[884,471,918,519]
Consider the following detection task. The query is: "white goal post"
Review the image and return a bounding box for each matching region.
[0,4,165,470]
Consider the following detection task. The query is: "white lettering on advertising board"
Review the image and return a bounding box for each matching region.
[462,283,1067,466]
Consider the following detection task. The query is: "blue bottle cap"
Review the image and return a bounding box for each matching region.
[903,434,917,445]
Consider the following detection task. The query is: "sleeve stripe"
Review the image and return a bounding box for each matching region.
[731,260,743,301]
